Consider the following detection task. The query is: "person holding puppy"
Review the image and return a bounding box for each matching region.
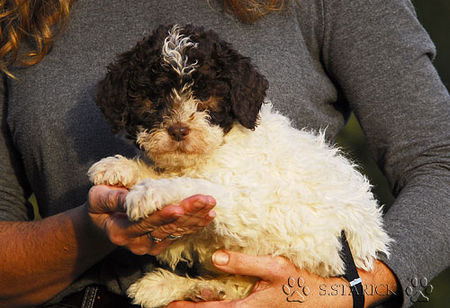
[0,0,448,307]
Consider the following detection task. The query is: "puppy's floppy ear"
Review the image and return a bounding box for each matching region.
[96,53,137,134]
[96,25,175,135]
[228,54,268,130]
[96,55,132,134]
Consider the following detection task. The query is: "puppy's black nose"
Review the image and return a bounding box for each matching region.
[167,123,190,141]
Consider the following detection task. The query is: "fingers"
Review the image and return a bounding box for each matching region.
[177,194,216,230]
[179,194,216,213]
[131,233,172,255]
[134,195,216,255]
[126,195,215,237]
[106,204,185,240]
[152,195,216,239]
[106,214,173,255]
[88,185,128,213]
[125,204,186,235]
[211,250,290,281]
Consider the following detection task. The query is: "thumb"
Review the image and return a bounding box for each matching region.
[88,185,128,213]
[212,250,287,281]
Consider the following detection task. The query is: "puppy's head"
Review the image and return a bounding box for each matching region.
[96,24,268,170]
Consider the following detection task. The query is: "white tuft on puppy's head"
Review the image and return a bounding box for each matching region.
[161,24,199,77]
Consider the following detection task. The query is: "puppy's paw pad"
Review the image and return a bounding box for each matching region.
[125,180,164,221]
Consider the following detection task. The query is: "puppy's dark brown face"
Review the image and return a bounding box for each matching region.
[96,24,268,170]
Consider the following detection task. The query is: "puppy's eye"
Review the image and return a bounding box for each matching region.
[197,101,208,112]
[143,99,152,107]
[196,92,210,101]
[198,96,221,112]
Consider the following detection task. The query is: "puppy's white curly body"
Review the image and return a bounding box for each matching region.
[89,104,390,307]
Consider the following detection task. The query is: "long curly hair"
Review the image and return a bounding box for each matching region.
[0,0,286,76]
[223,0,286,23]
[0,0,73,77]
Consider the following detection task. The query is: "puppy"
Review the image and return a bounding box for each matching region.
[88,24,391,307]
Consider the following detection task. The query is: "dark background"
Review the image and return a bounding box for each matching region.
[336,0,449,306]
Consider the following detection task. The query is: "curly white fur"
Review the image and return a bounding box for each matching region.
[89,104,391,307]
[161,25,198,76]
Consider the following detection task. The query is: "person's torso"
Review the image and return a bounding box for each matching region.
[6,0,344,217]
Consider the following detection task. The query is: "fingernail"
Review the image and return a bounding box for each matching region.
[212,251,229,266]
[208,210,216,218]
[207,196,216,205]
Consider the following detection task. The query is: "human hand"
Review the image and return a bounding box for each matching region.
[168,250,354,308]
[87,185,216,255]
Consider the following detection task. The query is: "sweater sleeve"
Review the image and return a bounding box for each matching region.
[0,75,32,221]
[321,0,450,306]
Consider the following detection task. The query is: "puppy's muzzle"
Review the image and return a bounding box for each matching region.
[168,123,190,141]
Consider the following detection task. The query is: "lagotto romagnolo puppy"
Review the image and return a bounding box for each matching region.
[88,24,391,307]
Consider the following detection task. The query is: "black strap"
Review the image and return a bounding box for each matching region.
[341,230,365,308]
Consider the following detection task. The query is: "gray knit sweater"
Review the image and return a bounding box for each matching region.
[1,0,449,306]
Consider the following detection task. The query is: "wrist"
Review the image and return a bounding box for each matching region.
[357,260,399,308]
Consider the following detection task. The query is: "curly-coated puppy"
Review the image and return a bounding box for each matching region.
[89,24,391,307]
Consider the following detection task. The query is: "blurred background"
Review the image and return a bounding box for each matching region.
[336,0,449,306]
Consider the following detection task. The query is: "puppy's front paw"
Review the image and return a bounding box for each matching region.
[88,155,139,188]
[125,179,168,221]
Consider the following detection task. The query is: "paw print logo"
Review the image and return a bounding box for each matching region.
[405,277,434,303]
[282,276,310,303]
